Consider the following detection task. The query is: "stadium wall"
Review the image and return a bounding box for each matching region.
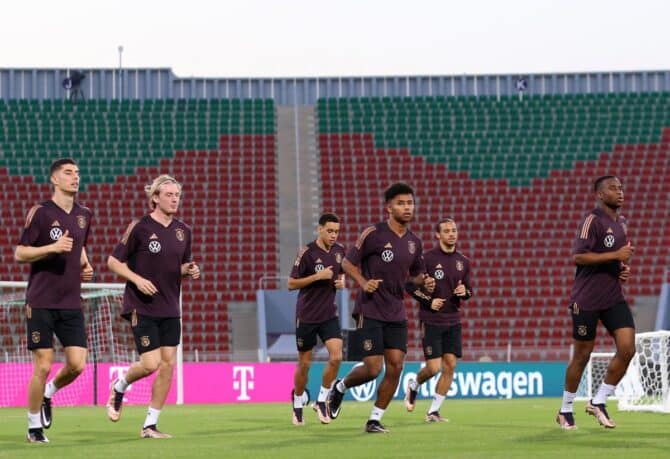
[1,68,669,103]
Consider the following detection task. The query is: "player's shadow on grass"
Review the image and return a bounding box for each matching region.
[516,427,667,449]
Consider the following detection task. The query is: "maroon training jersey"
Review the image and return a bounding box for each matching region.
[19,200,92,310]
[409,247,473,326]
[112,215,192,318]
[569,207,628,311]
[290,241,345,323]
[346,222,425,322]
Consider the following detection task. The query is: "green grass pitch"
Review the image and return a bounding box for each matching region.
[1,398,669,458]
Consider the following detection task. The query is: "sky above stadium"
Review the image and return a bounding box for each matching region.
[3,0,668,78]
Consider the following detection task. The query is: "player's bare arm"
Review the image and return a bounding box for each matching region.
[181,262,201,279]
[287,265,335,290]
[107,255,158,296]
[80,248,94,281]
[342,258,381,293]
[14,229,74,263]
[574,243,634,266]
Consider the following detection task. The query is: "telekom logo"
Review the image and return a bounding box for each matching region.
[232,366,255,401]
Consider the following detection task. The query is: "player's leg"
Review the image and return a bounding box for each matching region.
[26,308,54,441]
[292,349,312,426]
[141,317,180,438]
[365,320,407,433]
[107,314,162,422]
[425,353,456,422]
[406,322,443,412]
[557,304,598,430]
[315,319,343,423]
[327,317,384,420]
[27,349,53,442]
[587,302,635,428]
[426,325,461,422]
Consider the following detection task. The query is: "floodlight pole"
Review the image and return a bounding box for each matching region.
[118,45,124,100]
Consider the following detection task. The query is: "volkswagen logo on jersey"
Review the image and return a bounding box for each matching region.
[49,227,63,241]
[434,269,445,280]
[349,363,377,402]
[148,241,162,253]
[315,263,325,272]
[381,250,394,262]
[604,235,615,248]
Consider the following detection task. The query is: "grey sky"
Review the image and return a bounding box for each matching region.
[2,0,668,78]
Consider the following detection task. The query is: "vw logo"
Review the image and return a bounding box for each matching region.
[603,235,615,248]
[148,241,162,253]
[315,264,325,272]
[381,250,394,263]
[434,269,445,280]
[49,228,63,241]
[349,363,377,401]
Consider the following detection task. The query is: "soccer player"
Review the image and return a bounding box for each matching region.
[556,175,635,430]
[15,158,94,443]
[327,182,434,433]
[106,174,200,438]
[287,213,346,426]
[404,218,472,422]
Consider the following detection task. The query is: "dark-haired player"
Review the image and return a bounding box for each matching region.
[15,158,94,443]
[327,182,434,433]
[556,175,635,430]
[106,174,199,438]
[288,213,346,426]
[404,218,472,423]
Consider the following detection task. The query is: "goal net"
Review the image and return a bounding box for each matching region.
[0,281,183,407]
[576,331,670,413]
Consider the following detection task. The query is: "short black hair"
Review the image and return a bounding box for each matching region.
[594,175,618,192]
[435,217,456,233]
[384,182,414,202]
[318,213,340,226]
[49,158,77,177]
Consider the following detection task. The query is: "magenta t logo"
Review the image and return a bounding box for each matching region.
[232,366,255,401]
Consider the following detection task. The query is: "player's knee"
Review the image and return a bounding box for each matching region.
[32,363,51,380]
[384,361,403,379]
[328,351,343,366]
[142,360,160,374]
[66,361,86,377]
[366,360,383,378]
[298,360,311,373]
[617,345,635,363]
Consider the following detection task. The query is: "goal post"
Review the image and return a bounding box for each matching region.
[0,281,184,407]
[575,331,670,413]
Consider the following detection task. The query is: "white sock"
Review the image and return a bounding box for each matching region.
[44,380,58,399]
[429,393,445,413]
[28,411,42,429]
[114,376,129,393]
[293,392,304,409]
[318,385,329,402]
[369,406,385,422]
[143,407,161,428]
[409,379,419,391]
[593,383,616,405]
[560,390,577,413]
[336,380,347,393]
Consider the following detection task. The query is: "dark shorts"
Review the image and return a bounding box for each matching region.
[356,316,407,357]
[570,301,635,341]
[128,311,181,355]
[295,317,342,352]
[421,322,462,359]
[26,306,87,350]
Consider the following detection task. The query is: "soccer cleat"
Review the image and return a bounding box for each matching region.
[585,400,616,428]
[26,428,49,443]
[292,407,305,426]
[364,419,390,433]
[326,379,344,420]
[141,425,172,438]
[314,401,331,424]
[556,411,577,430]
[106,379,125,422]
[40,396,52,429]
[425,411,449,423]
[404,379,418,412]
